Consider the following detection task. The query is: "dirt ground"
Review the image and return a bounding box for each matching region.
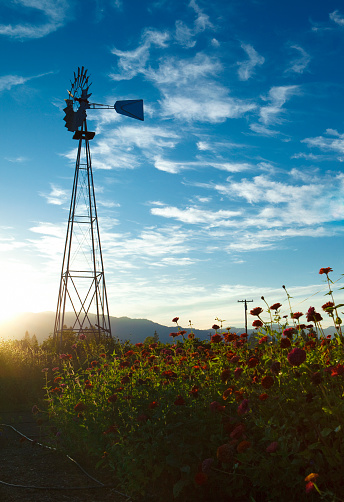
[0,410,131,502]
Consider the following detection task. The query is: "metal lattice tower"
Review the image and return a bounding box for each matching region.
[54,67,143,345]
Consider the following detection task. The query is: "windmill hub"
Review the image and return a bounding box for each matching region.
[63,66,144,135]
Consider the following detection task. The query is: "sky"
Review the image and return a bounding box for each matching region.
[0,0,344,332]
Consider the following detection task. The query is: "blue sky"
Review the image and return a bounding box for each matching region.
[0,0,343,330]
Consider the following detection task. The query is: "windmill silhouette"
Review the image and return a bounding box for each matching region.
[54,67,144,346]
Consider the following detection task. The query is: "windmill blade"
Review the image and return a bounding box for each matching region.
[114,99,144,121]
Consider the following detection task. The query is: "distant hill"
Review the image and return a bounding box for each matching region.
[0,312,340,344]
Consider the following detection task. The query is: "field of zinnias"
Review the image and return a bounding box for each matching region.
[2,267,344,501]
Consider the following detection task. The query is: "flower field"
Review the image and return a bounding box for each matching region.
[2,268,344,501]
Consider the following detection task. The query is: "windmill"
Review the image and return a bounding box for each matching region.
[54,67,144,346]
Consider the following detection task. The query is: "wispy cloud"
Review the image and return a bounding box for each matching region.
[4,156,28,163]
[0,72,52,92]
[259,85,300,125]
[154,156,252,174]
[285,45,311,74]
[110,29,170,81]
[151,205,241,226]
[237,43,265,81]
[39,184,68,205]
[302,129,344,156]
[330,10,344,26]
[0,0,70,40]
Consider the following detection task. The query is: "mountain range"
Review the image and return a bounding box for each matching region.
[0,312,339,345]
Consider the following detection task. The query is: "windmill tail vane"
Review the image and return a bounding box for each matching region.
[55,67,144,347]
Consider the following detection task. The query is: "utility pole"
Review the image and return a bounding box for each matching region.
[238,299,253,334]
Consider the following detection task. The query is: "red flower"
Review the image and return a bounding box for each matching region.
[194,472,208,485]
[211,334,223,343]
[230,424,245,439]
[259,393,268,401]
[212,324,220,330]
[305,481,315,493]
[189,386,199,398]
[217,443,235,463]
[210,401,225,412]
[283,327,296,339]
[223,387,235,400]
[149,401,159,409]
[172,317,179,323]
[261,376,274,389]
[229,355,240,364]
[252,319,263,328]
[322,301,335,312]
[287,347,306,366]
[107,393,118,403]
[137,413,149,423]
[306,307,323,323]
[291,312,303,319]
[103,425,118,435]
[259,336,268,344]
[247,357,259,368]
[174,395,186,405]
[270,303,282,310]
[250,307,263,316]
[237,440,251,453]
[237,399,249,416]
[280,337,291,348]
[221,369,231,382]
[234,367,243,378]
[74,402,86,412]
[266,441,278,453]
[319,267,333,275]
[169,332,180,338]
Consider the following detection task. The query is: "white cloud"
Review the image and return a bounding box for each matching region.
[189,0,213,32]
[151,205,241,226]
[110,29,170,81]
[4,156,28,163]
[154,156,252,174]
[237,43,265,81]
[148,53,222,86]
[160,92,255,123]
[0,0,70,39]
[285,45,311,74]
[302,129,344,154]
[39,184,68,205]
[174,20,196,48]
[330,10,344,26]
[197,141,211,151]
[259,85,299,125]
[0,72,51,92]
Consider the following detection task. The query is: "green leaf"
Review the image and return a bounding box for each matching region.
[322,406,333,414]
[335,304,344,309]
[308,442,321,450]
[335,425,341,433]
[166,454,179,468]
[321,427,332,437]
[180,465,190,474]
[173,479,187,499]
